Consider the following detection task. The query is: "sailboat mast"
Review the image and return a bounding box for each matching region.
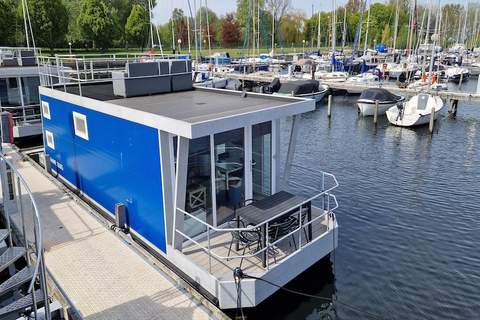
[317,10,321,50]
[332,0,336,52]
[271,6,275,55]
[170,1,176,52]
[22,0,30,49]
[424,0,432,45]
[461,0,468,45]
[205,0,211,56]
[187,9,191,53]
[342,6,347,50]
[392,0,399,57]
[364,4,370,55]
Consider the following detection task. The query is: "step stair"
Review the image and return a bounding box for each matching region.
[0,247,26,273]
[0,229,9,243]
[0,289,44,317]
[0,266,34,297]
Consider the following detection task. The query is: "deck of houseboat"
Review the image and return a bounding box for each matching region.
[182,207,330,279]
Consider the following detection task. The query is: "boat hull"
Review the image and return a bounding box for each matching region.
[357,101,397,116]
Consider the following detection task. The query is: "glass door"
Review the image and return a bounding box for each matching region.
[214,128,245,225]
[252,122,272,200]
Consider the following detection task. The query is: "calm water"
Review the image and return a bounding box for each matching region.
[243,79,480,320]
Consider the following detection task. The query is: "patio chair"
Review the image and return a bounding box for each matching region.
[268,217,298,251]
[227,218,261,268]
[289,206,310,242]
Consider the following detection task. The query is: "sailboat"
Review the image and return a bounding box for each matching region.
[387,0,445,127]
[386,93,443,126]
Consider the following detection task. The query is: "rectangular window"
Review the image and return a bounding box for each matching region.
[45,130,55,149]
[41,101,50,119]
[8,78,17,89]
[73,112,89,140]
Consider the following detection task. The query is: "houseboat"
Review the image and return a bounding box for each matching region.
[37,54,339,309]
[0,47,43,140]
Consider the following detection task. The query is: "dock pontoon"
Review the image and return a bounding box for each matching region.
[37,54,339,309]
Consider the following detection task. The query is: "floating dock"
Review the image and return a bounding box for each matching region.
[3,145,220,320]
[214,72,480,102]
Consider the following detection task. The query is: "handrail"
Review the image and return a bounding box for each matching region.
[178,169,338,233]
[176,192,338,268]
[0,153,50,318]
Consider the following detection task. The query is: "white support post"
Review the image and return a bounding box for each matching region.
[173,136,189,250]
[282,115,300,189]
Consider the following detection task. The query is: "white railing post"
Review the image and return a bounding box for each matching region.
[207,227,211,273]
[266,221,270,270]
[298,206,302,250]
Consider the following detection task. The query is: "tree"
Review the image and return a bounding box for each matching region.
[78,0,116,50]
[222,13,241,47]
[0,0,17,46]
[125,4,149,48]
[19,0,69,52]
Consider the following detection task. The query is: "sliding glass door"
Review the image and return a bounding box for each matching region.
[252,122,272,200]
[214,128,245,225]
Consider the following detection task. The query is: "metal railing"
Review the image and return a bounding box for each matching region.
[37,53,192,97]
[0,153,50,319]
[0,104,41,125]
[175,169,338,274]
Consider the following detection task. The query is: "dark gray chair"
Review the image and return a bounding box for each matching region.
[227,218,261,268]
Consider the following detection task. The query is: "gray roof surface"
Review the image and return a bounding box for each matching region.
[107,88,300,124]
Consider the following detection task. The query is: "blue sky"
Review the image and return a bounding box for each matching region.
[153,0,468,24]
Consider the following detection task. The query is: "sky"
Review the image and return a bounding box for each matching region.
[152,0,468,24]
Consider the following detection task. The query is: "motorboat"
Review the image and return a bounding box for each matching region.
[444,66,470,83]
[311,71,348,83]
[265,78,329,102]
[386,93,444,127]
[345,72,380,94]
[357,88,404,116]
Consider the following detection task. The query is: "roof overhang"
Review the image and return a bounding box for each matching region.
[39,86,315,139]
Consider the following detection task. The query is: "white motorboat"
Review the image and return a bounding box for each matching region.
[345,72,379,94]
[386,93,444,127]
[357,88,404,116]
[312,71,348,83]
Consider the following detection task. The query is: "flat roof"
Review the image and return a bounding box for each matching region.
[40,83,315,139]
[108,87,299,124]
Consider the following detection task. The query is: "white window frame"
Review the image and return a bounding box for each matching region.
[45,130,55,150]
[41,101,50,120]
[72,112,89,140]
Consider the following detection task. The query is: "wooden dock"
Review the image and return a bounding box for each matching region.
[4,146,222,320]
[213,72,480,102]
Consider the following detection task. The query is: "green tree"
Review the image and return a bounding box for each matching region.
[125,4,149,48]
[0,0,17,46]
[78,0,116,50]
[18,0,69,52]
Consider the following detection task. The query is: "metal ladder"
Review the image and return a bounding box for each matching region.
[0,153,51,320]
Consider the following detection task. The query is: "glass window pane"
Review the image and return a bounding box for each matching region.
[184,136,212,237]
[214,128,244,225]
[252,121,272,200]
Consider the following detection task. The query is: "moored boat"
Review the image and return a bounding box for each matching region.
[386,93,444,127]
[357,88,404,116]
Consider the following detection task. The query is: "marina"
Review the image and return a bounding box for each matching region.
[0,0,479,319]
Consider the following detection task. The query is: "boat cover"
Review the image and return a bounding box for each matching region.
[278,80,320,95]
[359,88,401,102]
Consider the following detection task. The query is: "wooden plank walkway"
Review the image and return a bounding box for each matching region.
[4,148,216,320]
[213,72,480,101]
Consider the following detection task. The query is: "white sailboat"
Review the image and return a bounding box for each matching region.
[386,93,443,126]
